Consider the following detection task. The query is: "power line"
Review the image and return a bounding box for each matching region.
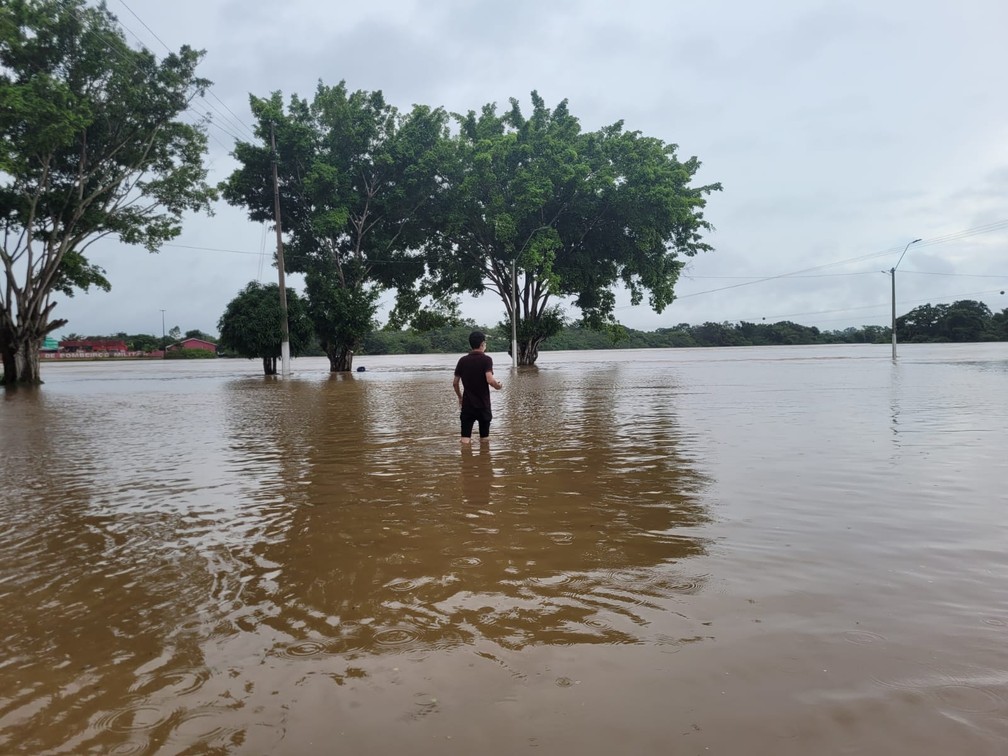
[913,219,1008,249]
[611,221,1008,325]
[53,0,252,145]
[670,220,1008,302]
[116,0,250,135]
[164,243,261,256]
[74,4,224,135]
[685,271,878,281]
[159,242,430,267]
[684,269,1006,284]
[114,0,257,143]
[9,1,243,183]
[901,270,1007,279]
[257,224,270,281]
[746,288,1006,326]
[112,0,172,58]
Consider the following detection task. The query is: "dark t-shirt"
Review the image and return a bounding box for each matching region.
[454,351,494,410]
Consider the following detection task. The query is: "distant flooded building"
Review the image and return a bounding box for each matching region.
[58,338,128,356]
[168,338,218,354]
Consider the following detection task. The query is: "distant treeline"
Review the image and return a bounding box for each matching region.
[78,299,1007,357]
[360,300,1007,354]
[360,321,884,355]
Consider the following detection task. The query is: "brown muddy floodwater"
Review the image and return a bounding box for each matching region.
[1,344,1007,755]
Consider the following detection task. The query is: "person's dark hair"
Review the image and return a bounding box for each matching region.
[468,331,486,349]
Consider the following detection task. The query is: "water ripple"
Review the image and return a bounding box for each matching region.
[373,626,422,647]
[841,630,887,645]
[93,705,170,733]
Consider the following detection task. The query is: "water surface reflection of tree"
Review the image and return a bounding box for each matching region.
[236,364,712,658]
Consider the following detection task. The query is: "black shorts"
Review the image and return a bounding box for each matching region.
[460,407,493,438]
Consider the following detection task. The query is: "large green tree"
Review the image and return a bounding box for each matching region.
[217,281,313,375]
[0,0,216,385]
[897,303,945,342]
[220,82,453,372]
[428,92,721,365]
[897,300,995,343]
[942,299,992,342]
[990,307,1008,340]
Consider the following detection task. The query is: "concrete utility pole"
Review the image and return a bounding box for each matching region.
[889,238,922,361]
[270,122,291,378]
[511,259,518,369]
[160,309,166,358]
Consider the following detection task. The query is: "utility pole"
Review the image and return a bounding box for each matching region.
[890,269,896,360]
[270,122,291,378]
[511,259,518,369]
[160,309,166,358]
[889,238,921,361]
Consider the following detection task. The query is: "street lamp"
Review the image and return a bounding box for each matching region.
[160,309,166,358]
[887,238,921,361]
[511,258,518,369]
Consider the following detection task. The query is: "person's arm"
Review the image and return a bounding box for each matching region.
[453,375,463,405]
[485,370,502,390]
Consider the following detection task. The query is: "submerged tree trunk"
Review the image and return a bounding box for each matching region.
[326,343,354,372]
[262,356,278,375]
[1,331,44,386]
[516,337,544,367]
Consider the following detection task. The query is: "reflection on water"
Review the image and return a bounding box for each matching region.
[1,344,1007,754]
[231,363,710,662]
[0,353,709,753]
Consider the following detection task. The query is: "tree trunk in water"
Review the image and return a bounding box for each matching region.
[517,338,543,366]
[1,336,43,386]
[326,343,354,372]
[262,356,277,375]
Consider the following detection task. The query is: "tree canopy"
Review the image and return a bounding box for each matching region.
[426,92,721,364]
[221,87,720,369]
[220,82,453,372]
[217,281,314,375]
[0,0,216,385]
[897,300,1002,342]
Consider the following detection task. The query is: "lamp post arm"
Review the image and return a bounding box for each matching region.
[894,238,922,272]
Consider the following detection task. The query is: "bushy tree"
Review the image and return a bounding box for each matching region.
[124,333,160,352]
[898,303,945,342]
[217,281,313,375]
[0,0,215,385]
[428,92,721,365]
[897,300,995,343]
[221,82,453,372]
[942,300,992,342]
[990,308,1008,340]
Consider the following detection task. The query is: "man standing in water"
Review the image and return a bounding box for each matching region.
[453,331,503,444]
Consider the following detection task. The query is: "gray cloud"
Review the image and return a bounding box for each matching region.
[50,0,1008,338]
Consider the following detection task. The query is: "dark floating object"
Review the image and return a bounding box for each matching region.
[356,366,366,372]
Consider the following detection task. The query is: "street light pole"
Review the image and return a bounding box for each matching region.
[160,309,166,358]
[890,238,921,361]
[270,122,291,378]
[511,259,518,369]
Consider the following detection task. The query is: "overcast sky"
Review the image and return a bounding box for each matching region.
[53,0,1008,338]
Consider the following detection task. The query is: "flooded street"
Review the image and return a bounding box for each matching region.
[2,344,1007,754]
